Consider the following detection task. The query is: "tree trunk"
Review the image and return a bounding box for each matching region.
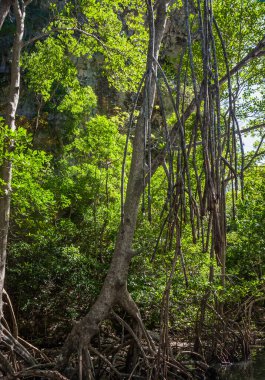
[0,0,26,319]
[60,0,170,367]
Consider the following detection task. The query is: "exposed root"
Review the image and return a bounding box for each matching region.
[0,313,59,380]
[205,303,251,361]
[0,286,238,379]
[128,360,140,380]
[247,296,265,322]
[1,326,36,366]
[112,311,151,367]
[0,350,15,376]
[0,348,62,379]
[7,369,68,380]
[18,336,51,362]
[114,289,196,379]
[119,289,156,354]
[3,289,18,339]
[89,345,128,378]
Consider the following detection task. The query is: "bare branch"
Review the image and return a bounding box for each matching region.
[151,35,265,174]
[23,27,110,51]
[172,123,265,151]
[12,0,22,20]
[239,123,265,135]
[244,135,265,171]
[219,35,265,85]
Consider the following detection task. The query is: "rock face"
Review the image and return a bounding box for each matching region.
[0,2,192,147]
[0,1,51,117]
[163,8,188,61]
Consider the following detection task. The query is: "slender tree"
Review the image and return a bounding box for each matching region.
[60,0,170,367]
[0,0,12,30]
[0,0,32,319]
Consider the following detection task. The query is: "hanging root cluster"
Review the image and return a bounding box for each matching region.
[0,292,208,379]
[143,0,260,367]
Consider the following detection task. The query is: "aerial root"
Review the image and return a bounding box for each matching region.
[0,345,65,380]
[6,369,68,380]
[0,305,58,380]
[89,345,128,378]
[57,288,199,379]
[0,289,208,379]
[0,289,50,374]
[1,326,36,366]
[3,289,18,339]
[115,289,198,379]
[118,289,156,353]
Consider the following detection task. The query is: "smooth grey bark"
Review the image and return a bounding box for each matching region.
[60,0,170,366]
[0,0,27,319]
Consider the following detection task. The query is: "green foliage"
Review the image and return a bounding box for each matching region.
[6,113,131,340]
[227,167,265,283]
[23,0,148,106]
[23,38,78,101]
[57,85,97,116]
[2,0,265,346]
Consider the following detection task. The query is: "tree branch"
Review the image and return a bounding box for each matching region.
[243,134,265,171]
[171,123,265,151]
[151,36,265,175]
[0,0,12,31]
[219,35,265,86]
[23,27,110,51]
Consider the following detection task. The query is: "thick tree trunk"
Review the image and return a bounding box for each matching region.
[60,0,170,367]
[0,1,26,319]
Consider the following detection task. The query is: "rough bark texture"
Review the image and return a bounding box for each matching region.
[0,0,25,319]
[60,0,170,367]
